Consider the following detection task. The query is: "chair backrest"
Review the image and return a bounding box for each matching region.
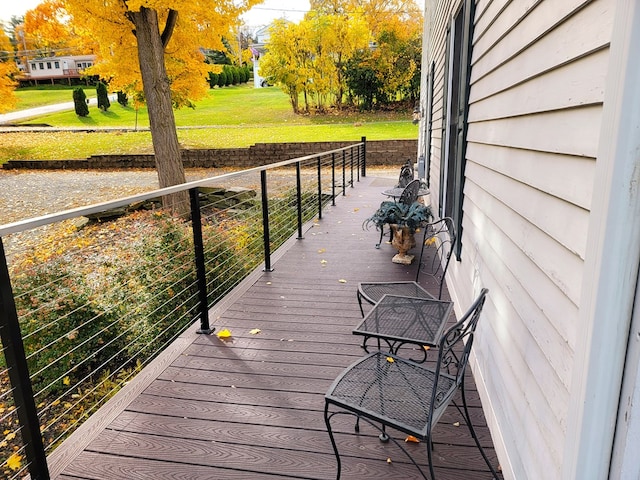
[397,161,414,188]
[398,179,421,206]
[415,217,456,299]
[429,288,488,421]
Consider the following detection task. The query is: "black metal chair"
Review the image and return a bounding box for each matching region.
[359,217,455,316]
[397,160,415,188]
[373,179,422,248]
[325,289,499,480]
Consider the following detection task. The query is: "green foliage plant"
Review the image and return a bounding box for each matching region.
[117,90,128,107]
[72,88,89,117]
[363,200,433,234]
[208,72,219,88]
[217,70,227,88]
[96,82,111,111]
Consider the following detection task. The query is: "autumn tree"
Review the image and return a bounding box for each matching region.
[258,20,310,113]
[22,0,91,57]
[262,1,421,113]
[60,0,261,215]
[310,0,422,38]
[0,29,18,113]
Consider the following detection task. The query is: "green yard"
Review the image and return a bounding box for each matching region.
[1,84,417,162]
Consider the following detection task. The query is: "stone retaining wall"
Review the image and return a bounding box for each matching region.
[2,139,416,170]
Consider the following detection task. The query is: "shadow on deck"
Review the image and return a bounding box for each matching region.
[48,176,502,480]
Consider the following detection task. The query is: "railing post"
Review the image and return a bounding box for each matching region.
[361,136,367,177]
[331,153,336,206]
[317,157,323,220]
[260,170,273,272]
[356,145,360,182]
[296,162,303,239]
[0,238,50,480]
[189,189,212,335]
[342,150,347,195]
[349,148,354,187]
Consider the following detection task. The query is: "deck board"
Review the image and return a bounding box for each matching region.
[49,176,503,479]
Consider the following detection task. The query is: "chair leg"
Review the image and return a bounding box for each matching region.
[426,435,437,480]
[460,383,500,480]
[324,403,342,480]
[357,290,365,317]
[379,424,389,442]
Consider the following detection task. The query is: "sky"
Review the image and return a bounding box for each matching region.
[0,0,310,28]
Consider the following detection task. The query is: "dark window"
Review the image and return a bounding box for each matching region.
[39,63,44,70]
[439,0,475,260]
[54,61,59,69]
[46,62,52,69]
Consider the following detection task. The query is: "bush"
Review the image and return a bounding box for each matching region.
[207,72,219,88]
[117,91,128,107]
[231,67,240,85]
[217,70,227,88]
[72,88,89,117]
[96,82,110,111]
[242,66,251,83]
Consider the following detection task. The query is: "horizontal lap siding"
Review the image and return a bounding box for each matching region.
[428,0,614,478]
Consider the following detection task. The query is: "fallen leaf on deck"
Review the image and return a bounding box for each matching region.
[249,329,261,335]
[7,453,22,471]
[266,282,272,285]
[405,435,420,443]
[425,237,437,246]
[321,259,328,265]
[354,208,360,212]
[318,248,326,253]
[338,279,347,283]
[453,421,460,427]
[387,457,392,464]
[386,356,395,363]
[423,345,430,351]
[216,329,232,339]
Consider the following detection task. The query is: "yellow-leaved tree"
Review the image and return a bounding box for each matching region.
[23,0,90,57]
[258,20,310,113]
[61,0,261,215]
[260,11,369,113]
[0,29,18,113]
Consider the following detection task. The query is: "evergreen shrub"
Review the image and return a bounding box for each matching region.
[72,88,89,116]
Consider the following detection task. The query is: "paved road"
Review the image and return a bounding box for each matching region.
[0,97,99,125]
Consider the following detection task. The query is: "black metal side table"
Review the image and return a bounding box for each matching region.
[353,294,453,362]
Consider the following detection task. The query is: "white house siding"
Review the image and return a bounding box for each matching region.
[423,0,614,478]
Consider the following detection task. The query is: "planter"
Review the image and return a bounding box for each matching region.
[390,224,416,264]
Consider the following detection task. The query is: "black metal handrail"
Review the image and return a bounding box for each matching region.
[0,140,366,480]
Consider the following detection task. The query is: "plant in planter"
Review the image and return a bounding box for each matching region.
[363,201,433,264]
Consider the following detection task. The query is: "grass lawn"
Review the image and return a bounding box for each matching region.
[12,85,93,110]
[1,84,418,162]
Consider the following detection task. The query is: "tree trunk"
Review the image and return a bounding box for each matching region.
[129,7,189,217]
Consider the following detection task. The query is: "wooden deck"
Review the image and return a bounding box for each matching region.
[48,175,503,480]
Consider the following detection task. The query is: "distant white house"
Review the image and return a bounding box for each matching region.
[250,25,272,88]
[18,54,96,85]
[416,0,640,479]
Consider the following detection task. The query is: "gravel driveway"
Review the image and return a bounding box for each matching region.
[0,168,249,226]
[0,166,397,226]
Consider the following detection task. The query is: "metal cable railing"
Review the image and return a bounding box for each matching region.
[0,139,366,479]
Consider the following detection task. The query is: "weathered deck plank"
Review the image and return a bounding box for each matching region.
[49,176,503,480]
